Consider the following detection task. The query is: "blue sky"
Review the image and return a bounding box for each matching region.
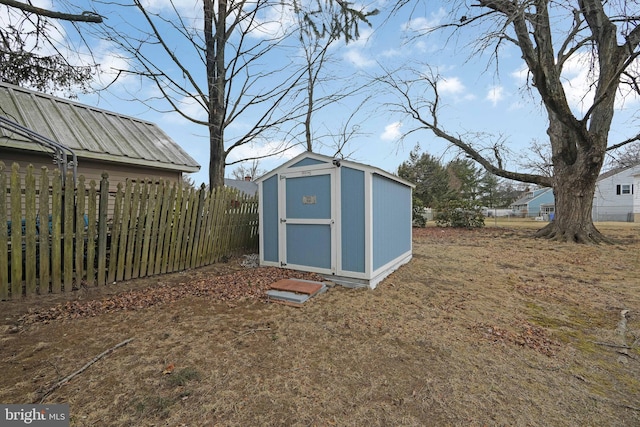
[6,0,640,185]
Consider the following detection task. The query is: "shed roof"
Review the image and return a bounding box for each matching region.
[0,82,199,173]
[256,152,415,188]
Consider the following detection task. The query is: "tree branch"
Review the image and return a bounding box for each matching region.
[0,0,103,23]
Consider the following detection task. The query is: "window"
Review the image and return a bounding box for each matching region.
[616,184,634,195]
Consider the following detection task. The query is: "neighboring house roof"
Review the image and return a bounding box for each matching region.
[597,161,640,181]
[224,178,258,195]
[0,82,199,173]
[510,187,554,208]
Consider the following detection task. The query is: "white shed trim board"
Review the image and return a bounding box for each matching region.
[257,152,414,289]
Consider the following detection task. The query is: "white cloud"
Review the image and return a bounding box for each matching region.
[486,85,504,106]
[381,121,403,141]
[226,140,305,164]
[343,49,376,68]
[401,8,447,33]
[512,55,640,115]
[439,76,465,95]
[342,27,376,68]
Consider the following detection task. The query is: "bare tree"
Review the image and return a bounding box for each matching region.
[230,159,265,181]
[293,1,374,153]
[386,1,640,243]
[98,0,374,189]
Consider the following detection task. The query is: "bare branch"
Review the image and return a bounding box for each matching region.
[0,0,103,23]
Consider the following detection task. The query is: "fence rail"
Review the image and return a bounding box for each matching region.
[1,162,258,300]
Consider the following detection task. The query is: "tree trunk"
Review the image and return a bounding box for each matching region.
[209,139,225,188]
[535,178,609,243]
[204,0,227,189]
[534,115,611,243]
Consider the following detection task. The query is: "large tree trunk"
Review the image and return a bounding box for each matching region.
[534,114,611,243]
[204,0,227,189]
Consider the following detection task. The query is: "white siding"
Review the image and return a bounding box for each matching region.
[592,165,640,222]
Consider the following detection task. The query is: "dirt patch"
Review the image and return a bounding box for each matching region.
[2,223,640,426]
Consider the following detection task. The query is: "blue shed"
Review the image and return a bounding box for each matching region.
[256,152,414,289]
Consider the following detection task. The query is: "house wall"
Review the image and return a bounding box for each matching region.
[372,173,412,271]
[634,173,640,223]
[524,190,554,218]
[592,165,639,222]
[2,148,185,218]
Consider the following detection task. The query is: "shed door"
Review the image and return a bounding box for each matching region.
[279,169,335,275]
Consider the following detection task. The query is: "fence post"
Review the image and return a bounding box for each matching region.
[38,168,50,294]
[132,180,148,279]
[124,181,140,281]
[10,163,23,298]
[140,180,156,278]
[76,175,86,287]
[87,179,97,287]
[154,181,171,275]
[97,173,109,286]
[108,182,124,284]
[159,183,176,274]
[25,165,37,296]
[168,184,184,273]
[63,171,74,291]
[190,185,206,269]
[0,162,7,300]
[50,169,62,293]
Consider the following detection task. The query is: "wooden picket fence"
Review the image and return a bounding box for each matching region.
[0,162,259,300]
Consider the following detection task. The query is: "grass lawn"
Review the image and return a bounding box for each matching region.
[2,221,639,426]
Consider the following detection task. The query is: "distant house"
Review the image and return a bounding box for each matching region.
[592,162,640,222]
[0,82,200,190]
[224,177,258,196]
[510,187,555,219]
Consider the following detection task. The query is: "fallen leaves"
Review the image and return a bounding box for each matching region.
[471,321,560,357]
[18,267,323,326]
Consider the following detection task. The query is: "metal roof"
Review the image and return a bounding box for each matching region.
[224,178,258,195]
[0,82,200,173]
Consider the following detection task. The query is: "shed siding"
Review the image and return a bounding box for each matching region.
[262,175,279,262]
[290,158,327,168]
[286,224,331,269]
[372,174,411,270]
[341,167,365,273]
[285,175,331,219]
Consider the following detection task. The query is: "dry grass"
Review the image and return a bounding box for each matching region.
[2,221,640,426]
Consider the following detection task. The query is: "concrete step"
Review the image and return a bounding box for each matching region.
[267,279,327,306]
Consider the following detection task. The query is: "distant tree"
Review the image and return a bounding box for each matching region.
[230,160,265,181]
[397,146,451,208]
[445,158,483,202]
[0,0,101,95]
[477,174,522,209]
[608,142,640,169]
[182,174,196,189]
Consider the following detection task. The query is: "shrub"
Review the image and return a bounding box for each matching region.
[434,200,485,228]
